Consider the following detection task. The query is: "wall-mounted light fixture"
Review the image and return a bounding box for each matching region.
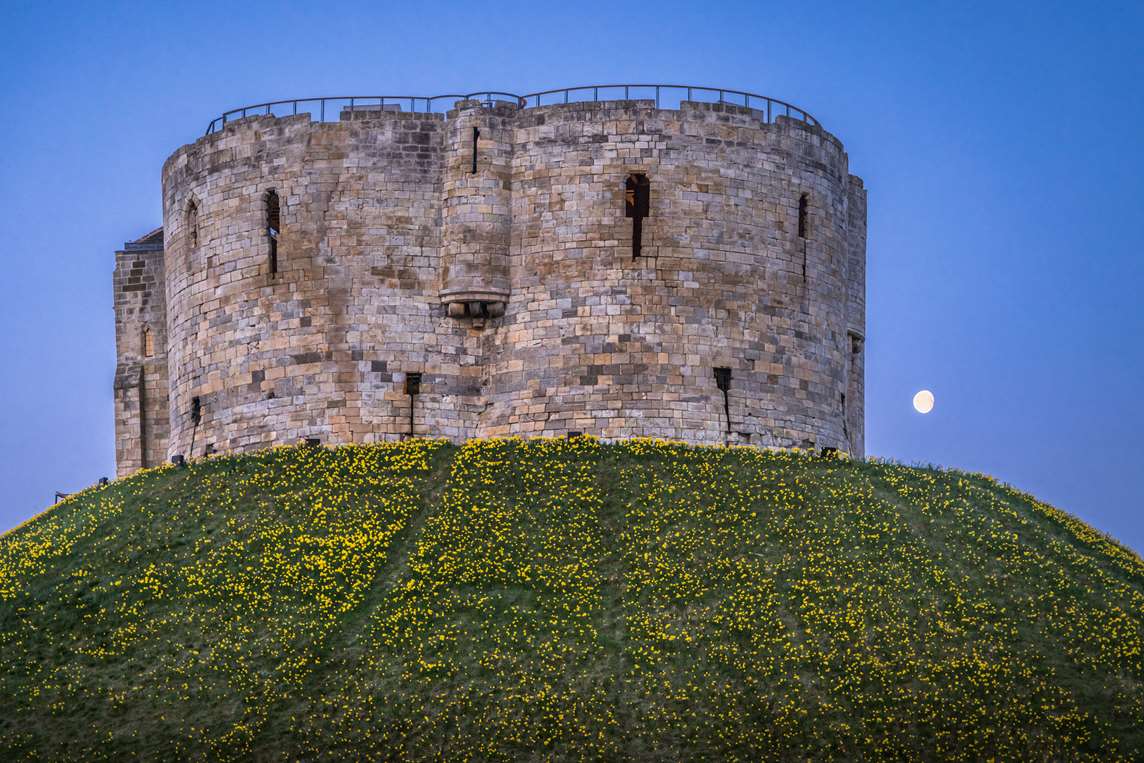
[405,372,423,439]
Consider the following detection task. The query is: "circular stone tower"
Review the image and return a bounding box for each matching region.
[113,86,866,474]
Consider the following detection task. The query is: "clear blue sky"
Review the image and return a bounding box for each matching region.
[1,1,1141,550]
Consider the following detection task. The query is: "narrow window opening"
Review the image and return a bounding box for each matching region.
[471,126,480,174]
[265,190,280,276]
[405,372,422,439]
[798,193,809,282]
[186,200,199,249]
[142,326,154,358]
[713,367,732,445]
[625,174,650,258]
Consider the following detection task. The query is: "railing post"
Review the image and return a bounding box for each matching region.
[655,86,660,108]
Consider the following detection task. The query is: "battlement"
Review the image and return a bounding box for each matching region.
[115,85,866,476]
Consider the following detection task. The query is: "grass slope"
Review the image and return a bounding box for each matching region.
[1,438,1142,760]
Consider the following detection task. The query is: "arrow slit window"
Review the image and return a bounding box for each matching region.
[265,190,280,276]
[471,127,480,174]
[625,174,650,258]
[186,200,198,249]
[185,200,198,273]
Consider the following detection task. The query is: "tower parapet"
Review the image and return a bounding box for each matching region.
[114,85,867,471]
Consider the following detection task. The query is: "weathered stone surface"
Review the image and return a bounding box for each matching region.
[113,97,867,475]
[113,229,170,476]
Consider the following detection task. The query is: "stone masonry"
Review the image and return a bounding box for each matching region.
[113,89,867,477]
[113,228,171,473]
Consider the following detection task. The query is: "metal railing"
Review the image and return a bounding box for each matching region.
[518,85,817,126]
[204,92,520,134]
[204,84,819,135]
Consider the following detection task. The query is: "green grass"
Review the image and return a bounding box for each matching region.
[1,438,1141,760]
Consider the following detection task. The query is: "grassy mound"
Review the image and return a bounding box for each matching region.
[1,438,1142,760]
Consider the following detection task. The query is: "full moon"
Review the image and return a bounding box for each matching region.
[913,389,935,414]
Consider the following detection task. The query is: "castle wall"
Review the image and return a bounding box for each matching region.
[161,109,483,458]
[482,102,856,450]
[112,232,170,475]
[845,176,867,457]
[117,95,866,472]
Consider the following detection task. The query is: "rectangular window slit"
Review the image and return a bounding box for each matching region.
[265,190,280,277]
[625,174,650,258]
[471,127,480,174]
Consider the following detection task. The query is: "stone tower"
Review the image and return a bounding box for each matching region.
[113,86,866,476]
